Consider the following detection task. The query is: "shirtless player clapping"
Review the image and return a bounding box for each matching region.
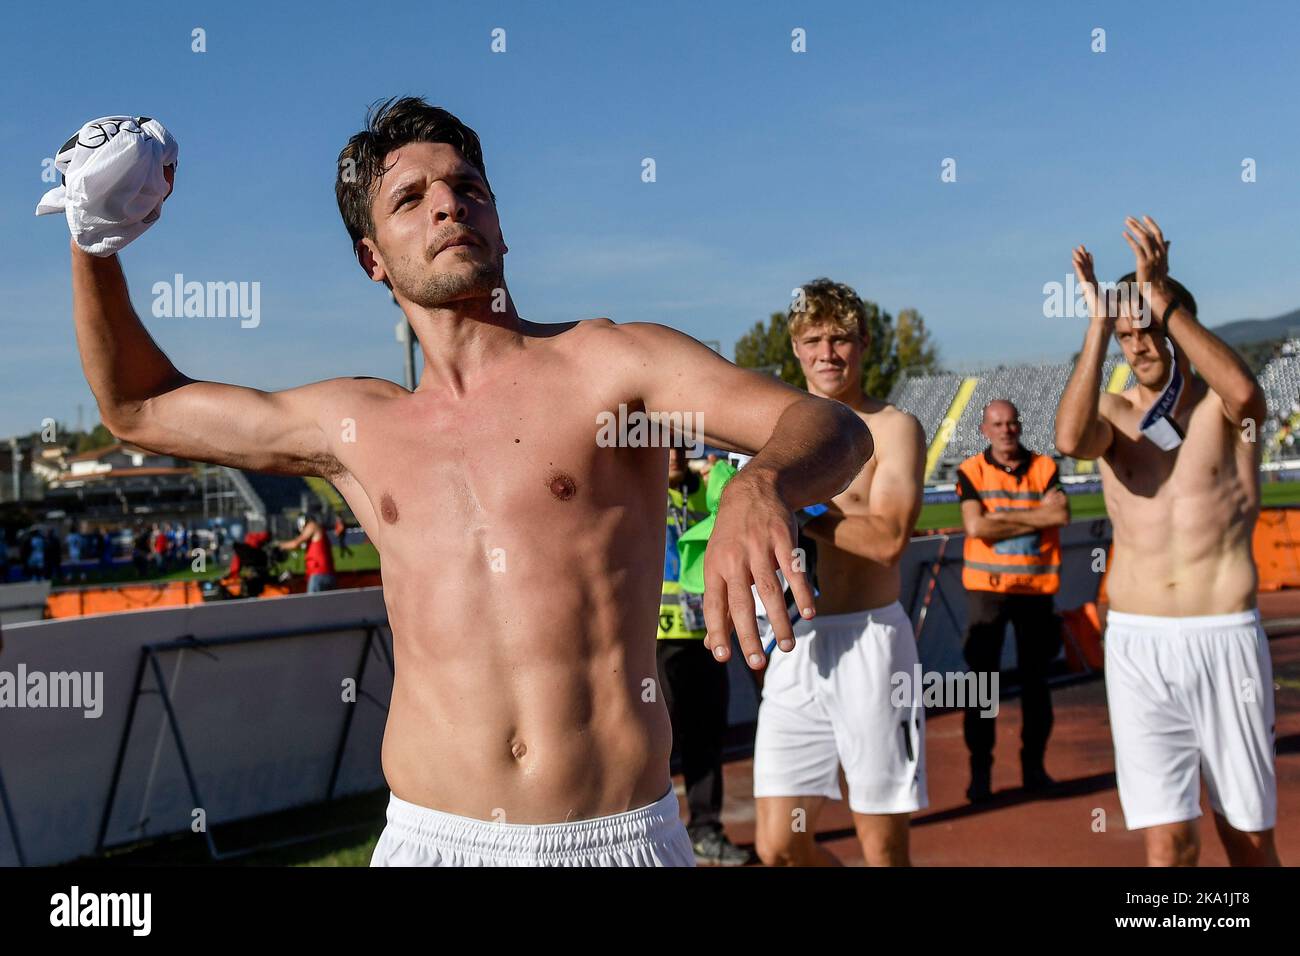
[66,97,872,866]
[1055,216,1280,867]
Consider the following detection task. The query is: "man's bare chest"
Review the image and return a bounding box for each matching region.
[331,383,657,546]
[1103,392,1242,498]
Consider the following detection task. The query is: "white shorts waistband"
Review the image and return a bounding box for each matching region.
[381,786,682,861]
[1105,608,1261,633]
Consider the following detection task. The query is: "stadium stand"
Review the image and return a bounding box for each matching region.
[891,342,1298,483]
[889,372,961,445]
[1260,338,1300,458]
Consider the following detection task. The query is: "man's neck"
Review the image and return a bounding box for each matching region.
[406,293,524,396]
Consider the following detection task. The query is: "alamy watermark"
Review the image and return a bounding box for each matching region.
[0,665,103,718]
[595,403,704,457]
[50,885,150,935]
[1043,275,1152,325]
[891,664,999,717]
[151,273,261,328]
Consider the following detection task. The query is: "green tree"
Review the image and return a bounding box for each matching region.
[74,422,118,453]
[860,301,897,398]
[734,312,807,388]
[894,309,941,377]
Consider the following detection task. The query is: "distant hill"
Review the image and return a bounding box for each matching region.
[1211,309,1300,346]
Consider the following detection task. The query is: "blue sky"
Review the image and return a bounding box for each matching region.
[2,0,1298,437]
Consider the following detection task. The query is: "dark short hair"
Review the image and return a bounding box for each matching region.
[335,97,494,248]
[1115,271,1198,323]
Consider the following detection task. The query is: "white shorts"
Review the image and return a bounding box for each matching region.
[1104,609,1277,832]
[754,601,928,815]
[369,786,695,867]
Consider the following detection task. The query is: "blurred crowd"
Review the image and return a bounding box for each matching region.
[1,513,357,591]
[0,519,221,584]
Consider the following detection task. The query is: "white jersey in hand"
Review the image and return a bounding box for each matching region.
[36,115,178,256]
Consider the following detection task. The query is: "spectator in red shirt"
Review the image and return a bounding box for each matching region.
[151,522,168,570]
[275,513,336,593]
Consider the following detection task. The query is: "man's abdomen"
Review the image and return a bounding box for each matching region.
[814,547,902,616]
[376,568,673,824]
[1106,536,1258,616]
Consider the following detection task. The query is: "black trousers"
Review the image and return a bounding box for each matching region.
[962,591,1061,773]
[656,638,729,835]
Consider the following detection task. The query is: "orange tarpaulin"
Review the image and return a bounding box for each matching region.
[43,570,384,619]
[1255,507,1300,591]
[1061,601,1104,672]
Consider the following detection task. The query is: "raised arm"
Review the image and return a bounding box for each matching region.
[71,243,344,479]
[1122,216,1267,428]
[274,522,314,551]
[1055,245,1116,460]
[615,321,873,669]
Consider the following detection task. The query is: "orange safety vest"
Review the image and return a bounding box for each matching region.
[957,447,1062,595]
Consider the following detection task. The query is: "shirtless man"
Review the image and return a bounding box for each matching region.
[749,279,927,867]
[67,97,872,866]
[1055,216,1280,867]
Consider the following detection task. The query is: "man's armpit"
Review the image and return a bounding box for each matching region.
[312,452,350,483]
[297,375,397,483]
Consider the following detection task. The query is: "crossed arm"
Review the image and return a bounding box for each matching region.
[960,490,1069,543]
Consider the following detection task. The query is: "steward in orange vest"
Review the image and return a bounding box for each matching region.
[956,448,1063,594]
[956,400,1070,803]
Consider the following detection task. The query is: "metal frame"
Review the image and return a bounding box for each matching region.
[0,763,26,866]
[907,538,963,639]
[93,617,393,862]
[906,530,1114,684]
